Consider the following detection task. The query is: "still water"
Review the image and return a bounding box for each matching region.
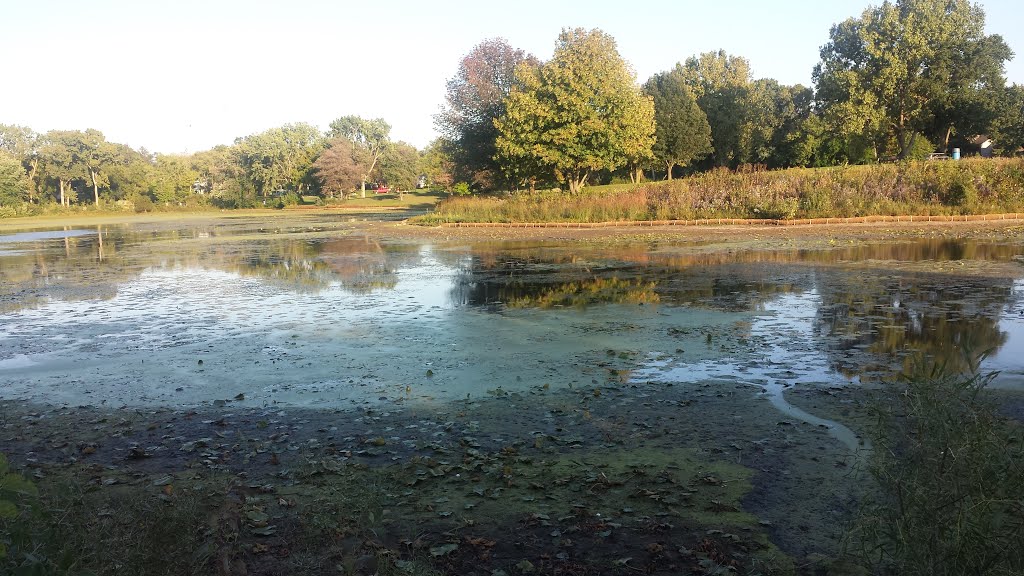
[2,217,1023,413]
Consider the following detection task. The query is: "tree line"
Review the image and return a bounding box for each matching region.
[0,117,450,212]
[439,0,1023,192]
[1,0,1022,211]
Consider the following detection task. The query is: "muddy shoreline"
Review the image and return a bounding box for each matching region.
[1,376,865,574]
[3,212,1023,575]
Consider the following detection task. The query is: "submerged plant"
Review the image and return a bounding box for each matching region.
[852,365,1024,575]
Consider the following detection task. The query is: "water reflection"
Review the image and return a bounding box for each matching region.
[814,273,1012,379]
[1,223,1023,400]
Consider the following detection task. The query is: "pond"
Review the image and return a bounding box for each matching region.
[2,217,1024,405]
[2,216,1023,414]
[3,215,1024,570]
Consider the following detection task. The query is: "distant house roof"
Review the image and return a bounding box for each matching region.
[968,134,991,146]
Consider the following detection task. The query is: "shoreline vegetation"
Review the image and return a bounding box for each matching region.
[4,159,1024,233]
[413,158,1024,225]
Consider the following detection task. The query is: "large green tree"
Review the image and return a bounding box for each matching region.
[495,28,655,194]
[417,140,454,191]
[379,142,420,196]
[80,129,117,206]
[38,130,89,206]
[151,154,199,204]
[0,125,40,202]
[328,116,390,198]
[678,51,752,167]
[234,123,324,199]
[436,38,537,190]
[814,0,1012,159]
[643,69,713,179]
[0,151,31,206]
[991,84,1024,155]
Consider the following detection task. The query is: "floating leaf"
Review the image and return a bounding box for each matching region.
[429,543,458,557]
[0,501,17,519]
[516,559,535,573]
[251,524,277,536]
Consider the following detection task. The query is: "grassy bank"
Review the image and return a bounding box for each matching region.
[414,159,1024,225]
[0,190,445,226]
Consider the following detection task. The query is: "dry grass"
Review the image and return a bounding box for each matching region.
[415,159,1024,225]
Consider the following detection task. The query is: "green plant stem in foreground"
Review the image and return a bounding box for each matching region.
[414,159,1024,225]
[852,369,1024,576]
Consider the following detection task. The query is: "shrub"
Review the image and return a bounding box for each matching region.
[851,367,1024,575]
[129,193,154,213]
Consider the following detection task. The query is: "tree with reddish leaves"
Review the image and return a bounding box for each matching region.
[435,38,537,191]
[312,138,367,199]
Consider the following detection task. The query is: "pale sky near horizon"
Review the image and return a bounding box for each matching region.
[2,0,1021,154]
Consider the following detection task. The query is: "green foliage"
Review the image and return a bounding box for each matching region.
[851,368,1024,575]
[991,84,1024,156]
[0,453,39,562]
[416,158,1024,224]
[495,28,655,194]
[234,123,325,198]
[678,51,753,168]
[379,141,420,191]
[904,133,938,161]
[451,182,472,196]
[129,192,155,213]
[814,0,1011,160]
[0,152,31,206]
[644,69,713,178]
[417,140,454,191]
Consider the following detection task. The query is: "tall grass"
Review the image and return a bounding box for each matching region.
[415,158,1024,224]
[851,365,1024,575]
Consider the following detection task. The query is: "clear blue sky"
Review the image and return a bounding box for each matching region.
[2,0,1021,153]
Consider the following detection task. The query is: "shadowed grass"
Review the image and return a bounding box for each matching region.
[850,366,1024,575]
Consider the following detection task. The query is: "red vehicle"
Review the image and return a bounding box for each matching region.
[374,184,390,194]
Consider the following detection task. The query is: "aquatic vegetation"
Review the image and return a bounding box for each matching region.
[506,277,660,309]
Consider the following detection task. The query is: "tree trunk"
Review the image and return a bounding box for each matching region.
[360,180,366,199]
[28,158,38,203]
[59,179,66,206]
[944,126,953,151]
[91,168,99,206]
[666,161,675,181]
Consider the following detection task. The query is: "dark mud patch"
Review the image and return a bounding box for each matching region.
[1,376,864,575]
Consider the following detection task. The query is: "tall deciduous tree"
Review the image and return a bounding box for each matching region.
[80,129,116,206]
[643,69,713,179]
[379,142,420,197]
[0,151,31,206]
[0,125,40,202]
[495,28,655,194]
[312,138,366,199]
[39,130,88,206]
[417,140,454,191]
[152,154,199,204]
[814,0,1012,159]
[679,51,752,167]
[328,116,390,198]
[436,38,537,190]
[234,123,324,199]
[991,84,1024,155]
